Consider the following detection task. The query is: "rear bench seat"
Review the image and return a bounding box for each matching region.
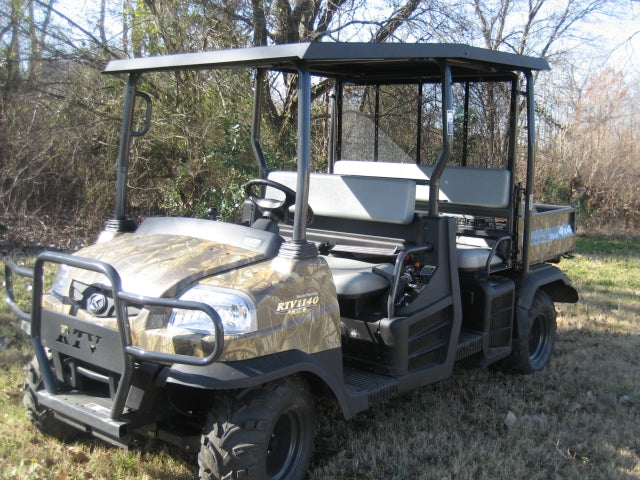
[333,160,511,208]
[333,160,511,272]
[267,170,415,296]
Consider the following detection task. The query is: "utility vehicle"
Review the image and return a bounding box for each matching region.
[4,42,578,480]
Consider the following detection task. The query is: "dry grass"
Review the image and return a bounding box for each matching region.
[1,235,638,479]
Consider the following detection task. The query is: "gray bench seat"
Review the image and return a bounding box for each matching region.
[457,244,503,271]
[322,256,394,297]
[267,170,416,297]
[456,236,506,271]
[267,171,416,224]
[334,160,511,209]
[333,161,510,272]
[266,168,505,298]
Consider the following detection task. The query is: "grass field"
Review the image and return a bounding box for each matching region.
[1,236,638,479]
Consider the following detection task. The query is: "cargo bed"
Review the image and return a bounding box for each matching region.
[520,204,577,264]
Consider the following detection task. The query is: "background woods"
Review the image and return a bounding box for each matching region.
[1,0,639,242]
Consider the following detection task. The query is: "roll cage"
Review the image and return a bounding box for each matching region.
[103,42,549,270]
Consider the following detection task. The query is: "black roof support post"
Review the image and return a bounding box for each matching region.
[105,73,140,234]
[278,65,317,259]
[522,69,536,275]
[251,69,268,178]
[293,65,311,243]
[429,61,453,217]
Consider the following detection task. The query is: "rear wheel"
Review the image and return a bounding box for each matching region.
[505,290,557,373]
[199,376,315,480]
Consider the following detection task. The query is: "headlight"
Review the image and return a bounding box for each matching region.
[170,284,257,335]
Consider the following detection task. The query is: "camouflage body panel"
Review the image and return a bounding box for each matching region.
[130,255,341,360]
[200,254,340,361]
[62,233,265,297]
[42,233,341,361]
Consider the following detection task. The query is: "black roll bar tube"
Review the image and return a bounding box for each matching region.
[522,70,536,275]
[26,251,224,420]
[462,81,470,167]
[114,73,140,224]
[30,252,133,416]
[3,258,33,322]
[327,82,338,171]
[292,65,312,243]
[374,85,380,161]
[334,81,344,164]
[251,69,268,178]
[428,61,453,217]
[416,83,423,165]
[507,76,519,173]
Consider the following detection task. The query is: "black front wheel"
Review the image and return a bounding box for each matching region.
[199,376,315,480]
[23,356,82,441]
[504,290,557,373]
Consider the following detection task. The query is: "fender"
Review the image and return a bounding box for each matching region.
[160,347,360,419]
[515,263,578,338]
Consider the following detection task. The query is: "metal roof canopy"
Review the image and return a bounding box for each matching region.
[103,42,549,80]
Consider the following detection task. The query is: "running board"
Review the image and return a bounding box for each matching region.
[344,368,398,405]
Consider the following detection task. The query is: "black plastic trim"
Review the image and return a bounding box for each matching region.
[162,348,363,419]
[515,263,578,339]
[517,263,578,309]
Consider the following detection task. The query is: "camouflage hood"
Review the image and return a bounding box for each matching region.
[67,233,266,298]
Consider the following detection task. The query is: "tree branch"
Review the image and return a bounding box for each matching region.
[373,0,422,43]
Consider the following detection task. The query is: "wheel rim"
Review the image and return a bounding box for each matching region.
[267,410,303,480]
[528,312,549,366]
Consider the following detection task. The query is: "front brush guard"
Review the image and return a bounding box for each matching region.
[4,250,224,421]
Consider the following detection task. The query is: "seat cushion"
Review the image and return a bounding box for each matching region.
[322,256,394,297]
[456,244,503,271]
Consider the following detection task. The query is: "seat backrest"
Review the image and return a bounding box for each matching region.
[334,160,511,209]
[267,171,416,224]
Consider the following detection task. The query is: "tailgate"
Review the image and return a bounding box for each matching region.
[520,204,577,265]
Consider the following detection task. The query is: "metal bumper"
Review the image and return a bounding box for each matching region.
[4,251,224,429]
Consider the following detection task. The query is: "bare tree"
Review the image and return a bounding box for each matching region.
[538,67,640,230]
[0,0,121,216]
[239,0,432,159]
[2,0,638,231]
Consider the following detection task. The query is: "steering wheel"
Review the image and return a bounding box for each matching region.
[245,178,297,223]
